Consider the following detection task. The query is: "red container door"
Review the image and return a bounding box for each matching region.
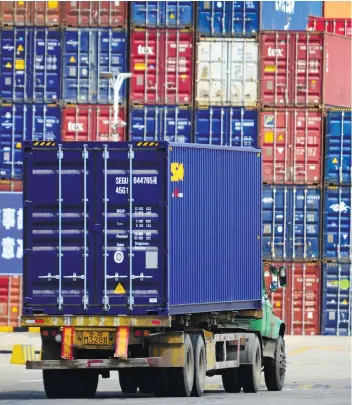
[95,1,128,28]
[308,16,352,37]
[0,180,23,192]
[293,33,323,107]
[0,1,32,26]
[61,1,95,26]
[130,29,193,105]
[62,105,126,142]
[260,32,291,107]
[264,262,321,335]
[0,275,22,327]
[260,109,322,185]
[32,1,61,26]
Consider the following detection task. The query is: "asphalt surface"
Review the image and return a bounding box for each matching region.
[0,336,351,405]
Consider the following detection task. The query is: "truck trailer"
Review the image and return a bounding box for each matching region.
[20,141,287,398]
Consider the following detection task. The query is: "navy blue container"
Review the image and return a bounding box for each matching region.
[322,263,351,336]
[323,186,351,263]
[197,1,259,37]
[131,1,193,27]
[262,186,321,262]
[0,104,61,180]
[62,29,128,104]
[195,107,257,147]
[260,1,322,30]
[0,28,61,103]
[129,105,192,143]
[0,192,23,276]
[22,141,262,316]
[324,111,351,186]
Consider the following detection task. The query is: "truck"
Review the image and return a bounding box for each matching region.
[20,140,287,398]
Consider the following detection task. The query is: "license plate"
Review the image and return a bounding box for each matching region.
[82,331,109,345]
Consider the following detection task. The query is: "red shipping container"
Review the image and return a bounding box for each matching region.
[0,180,22,192]
[0,1,60,26]
[61,105,127,142]
[260,31,352,108]
[259,109,323,185]
[264,262,321,335]
[308,16,352,37]
[130,29,194,105]
[0,275,22,328]
[61,1,128,27]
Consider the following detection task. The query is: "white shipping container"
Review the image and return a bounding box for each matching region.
[195,38,259,106]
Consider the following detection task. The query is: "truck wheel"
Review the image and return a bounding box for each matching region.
[138,370,152,394]
[241,336,261,393]
[264,336,286,391]
[222,343,242,393]
[191,335,206,397]
[168,334,194,397]
[119,370,138,394]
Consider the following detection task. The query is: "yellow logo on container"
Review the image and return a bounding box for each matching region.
[171,162,184,182]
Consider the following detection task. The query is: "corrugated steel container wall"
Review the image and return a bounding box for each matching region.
[0,28,61,103]
[323,186,352,263]
[131,1,193,28]
[61,1,128,28]
[324,1,352,19]
[129,105,192,142]
[22,142,262,316]
[196,1,259,37]
[262,186,321,262]
[322,263,352,336]
[308,16,352,37]
[0,104,61,180]
[324,110,352,186]
[0,192,23,276]
[263,262,321,335]
[0,275,22,327]
[259,108,323,185]
[169,144,262,311]
[62,28,127,104]
[259,31,352,108]
[260,1,322,30]
[61,105,126,142]
[0,1,60,26]
[194,106,258,147]
[130,29,193,105]
[195,38,258,107]
[323,33,352,109]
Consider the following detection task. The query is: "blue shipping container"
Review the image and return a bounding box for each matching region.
[62,29,127,104]
[322,263,352,336]
[0,28,61,103]
[324,111,351,186]
[260,1,323,30]
[323,186,351,263]
[197,1,259,36]
[0,192,23,276]
[195,107,257,147]
[131,1,193,27]
[262,186,321,262]
[129,105,192,143]
[22,141,262,316]
[0,104,61,180]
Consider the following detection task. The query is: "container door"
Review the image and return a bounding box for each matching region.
[196,1,226,35]
[0,1,32,26]
[95,145,167,316]
[229,107,257,148]
[195,106,226,145]
[32,28,61,103]
[96,105,126,142]
[0,28,31,103]
[62,29,95,104]
[61,2,95,26]
[23,145,96,315]
[290,187,320,261]
[262,186,289,261]
[95,1,127,28]
[33,1,61,26]
[61,105,95,142]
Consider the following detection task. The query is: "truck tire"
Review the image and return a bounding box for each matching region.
[191,335,206,397]
[138,370,152,394]
[119,370,138,394]
[264,336,286,391]
[241,335,261,393]
[43,370,98,398]
[168,334,194,397]
[221,344,242,393]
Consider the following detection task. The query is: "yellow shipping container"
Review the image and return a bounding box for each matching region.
[324,1,352,18]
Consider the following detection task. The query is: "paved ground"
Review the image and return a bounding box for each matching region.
[0,335,350,404]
